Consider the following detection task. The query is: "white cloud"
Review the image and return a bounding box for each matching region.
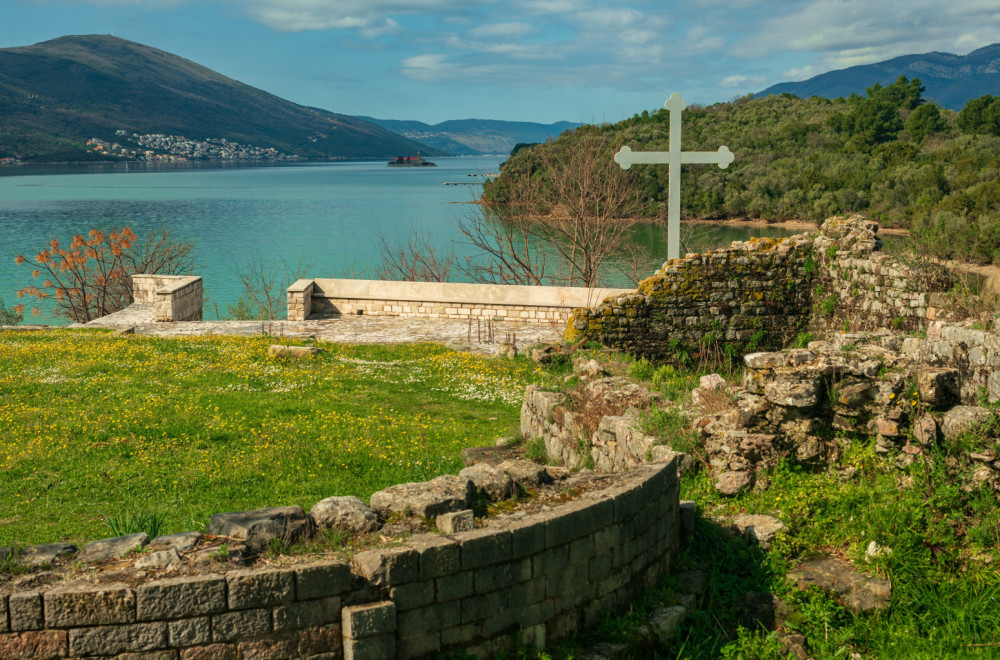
[400,53,454,81]
[719,74,767,88]
[468,22,537,39]
[236,0,479,32]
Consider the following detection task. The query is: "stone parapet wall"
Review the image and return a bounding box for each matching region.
[131,274,203,323]
[287,278,631,325]
[565,233,816,358]
[807,217,945,335]
[154,277,203,323]
[286,279,314,322]
[567,216,951,358]
[0,460,679,659]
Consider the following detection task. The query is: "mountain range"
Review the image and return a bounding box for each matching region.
[756,43,1000,109]
[0,35,443,161]
[355,117,581,156]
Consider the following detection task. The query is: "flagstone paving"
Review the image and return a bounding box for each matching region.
[80,304,564,355]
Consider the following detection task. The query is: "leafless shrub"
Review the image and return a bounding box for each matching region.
[374,227,457,282]
[228,254,311,320]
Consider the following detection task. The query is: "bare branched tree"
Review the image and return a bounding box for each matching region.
[465,130,646,288]
[228,255,311,320]
[374,227,457,282]
[15,227,196,322]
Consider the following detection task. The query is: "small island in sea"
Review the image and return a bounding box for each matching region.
[388,155,437,167]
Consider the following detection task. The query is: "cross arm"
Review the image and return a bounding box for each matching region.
[680,146,734,168]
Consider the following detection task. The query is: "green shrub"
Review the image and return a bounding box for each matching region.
[628,358,655,381]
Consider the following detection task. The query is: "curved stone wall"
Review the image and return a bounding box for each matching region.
[0,459,679,659]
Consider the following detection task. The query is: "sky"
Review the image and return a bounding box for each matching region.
[3,0,1000,125]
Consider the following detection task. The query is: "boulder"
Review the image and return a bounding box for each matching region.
[18,542,77,567]
[573,358,605,379]
[917,367,960,407]
[245,516,316,556]
[268,345,319,358]
[730,514,787,550]
[763,377,822,408]
[941,406,994,443]
[458,463,516,501]
[460,445,519,467]
[788,556,891,614]
[912,414,939,446]
[148,531,202,553]
[310,496,381,533]
[497,459,553,487]
[135,548,182,569]
[369,475,474,518]
[437,509,475,534]
[207,506,308,539]
[715,470,753,496]
[699,373,727,391]
[78,533,149,563]
[648,606,686,643]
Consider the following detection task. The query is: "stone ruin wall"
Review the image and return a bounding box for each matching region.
[0,460,679,660]
[566,216,952,360]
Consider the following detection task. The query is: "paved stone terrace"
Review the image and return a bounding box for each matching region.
[81,304,565,355]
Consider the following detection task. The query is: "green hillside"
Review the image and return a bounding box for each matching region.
[0,35,446,162]
[487,77,1000,264]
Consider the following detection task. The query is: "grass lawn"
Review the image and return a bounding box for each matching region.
[0,329,547,547]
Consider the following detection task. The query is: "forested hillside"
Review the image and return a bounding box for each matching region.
[487,78,1000,263]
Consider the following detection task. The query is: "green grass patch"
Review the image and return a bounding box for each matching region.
[0,330,547,546]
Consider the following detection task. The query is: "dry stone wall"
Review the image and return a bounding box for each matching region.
[132,274,203,322]
[0,460,680,660]
[566,216,951,359]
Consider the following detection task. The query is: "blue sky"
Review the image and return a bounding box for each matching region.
[3,0,999,124]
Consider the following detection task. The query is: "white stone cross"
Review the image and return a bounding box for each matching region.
[614,92,735,261]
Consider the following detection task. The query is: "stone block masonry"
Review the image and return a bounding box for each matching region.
[0,459,680,659]
[132,274,204,322]
[567,216,951,359]
[287,278,632,325]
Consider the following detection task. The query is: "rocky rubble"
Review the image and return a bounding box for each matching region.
[691,332,999,492]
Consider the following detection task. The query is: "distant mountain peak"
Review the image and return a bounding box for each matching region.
[755,43,1000,110]
[0,34,445,161]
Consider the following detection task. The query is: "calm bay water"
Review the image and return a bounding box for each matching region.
[0,158,797,323]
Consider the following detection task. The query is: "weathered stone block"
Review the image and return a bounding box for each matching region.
[342,601,396,639]
[9,591,42,632]
[474,559,529,594]
[18,543,76,568]
[459,528,512,569]
[458,463,516,501]
[297,624,341,656]
[545,498,610,548]
[237,633,298,659]
[212,608,272,643]
[390,581,435,611]
[369,475,474,519]
[405,533,460,580]
[398,601,459,638]
[461,590,507,624]
[78,532,149,563]
[508,518,546,559]
[0,630,68,659]
[168,617,212,647]
[274,596,341,631]
[68,622,167,656]
[227,568,296,610]
[137,575,227,620]
[343,633,394,660]
[206,506,307,539]
[941,406,994,442]
[397,630,441,660]
[311,496,380,533]
[179,643,237,660]
[351,546,420,586]
[436,572,473,603]
[436,509,474,534]
[44,582,136,627]
[295,561,352,600]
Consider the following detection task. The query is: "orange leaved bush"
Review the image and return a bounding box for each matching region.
[14,226,196,323]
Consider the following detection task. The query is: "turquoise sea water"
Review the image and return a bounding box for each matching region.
[0,157,798,323]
